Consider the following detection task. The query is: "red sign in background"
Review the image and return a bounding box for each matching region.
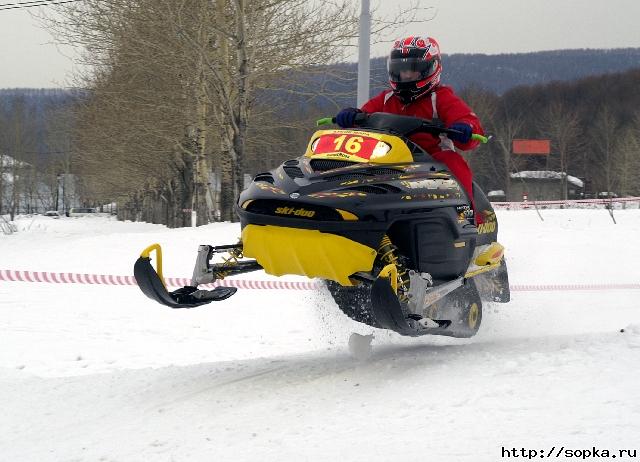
[513,139,551,155]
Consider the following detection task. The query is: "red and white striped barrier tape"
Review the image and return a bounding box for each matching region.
[510,283,640,292]
[0,269,638,292]
[492,196,640,210]
[0,269,317,290]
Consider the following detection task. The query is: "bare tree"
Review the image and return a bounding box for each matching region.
[0,97,38,219]
[590,104,623,222]
[43,100,77,213]
[614,112,640,197]
[481,100,526,197]
[459,86,502,190]
[40,0,432,224]
[536,101,584,199]
[0,108,6,215]
[591,105,620,194]
[170,0,364,220]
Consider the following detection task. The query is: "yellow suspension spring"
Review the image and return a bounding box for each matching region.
[377,235,410,297]
[214,244,244,279]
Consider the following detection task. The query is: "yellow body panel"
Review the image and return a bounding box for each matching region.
[475,242,505,266]
[378,263,399,294]
[465,262,502,279]
[305,129,414,164]
[241,224,377,286]
[465,243,505,278]
[335,209,359,221]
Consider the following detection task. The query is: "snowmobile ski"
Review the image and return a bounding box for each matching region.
[134,244,238,309]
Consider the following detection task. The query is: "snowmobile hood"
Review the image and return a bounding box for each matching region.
[237,122,469,253]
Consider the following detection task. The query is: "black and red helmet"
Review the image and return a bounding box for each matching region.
[388,36,442,104]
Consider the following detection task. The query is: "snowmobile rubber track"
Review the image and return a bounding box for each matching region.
[325,280,380,328]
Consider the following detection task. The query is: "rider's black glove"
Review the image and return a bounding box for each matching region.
[336,107,362,128]
[447,123,473,143]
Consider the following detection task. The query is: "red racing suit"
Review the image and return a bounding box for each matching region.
[361,85,484,217]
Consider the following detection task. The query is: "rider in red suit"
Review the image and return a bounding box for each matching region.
[336,36,484,221]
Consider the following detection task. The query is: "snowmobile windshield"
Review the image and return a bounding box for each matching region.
[388,56,438,83]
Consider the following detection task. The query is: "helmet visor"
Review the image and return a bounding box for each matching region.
[388,57,438,83]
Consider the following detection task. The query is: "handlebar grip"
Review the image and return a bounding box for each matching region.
[471,133,489,144]
[316,112,368,127]
[316,117,335,126]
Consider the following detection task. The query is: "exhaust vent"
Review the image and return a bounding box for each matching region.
[283,166,305,179]
[253,172,275,184]
[342,184,402,195]
[309,159,358,171]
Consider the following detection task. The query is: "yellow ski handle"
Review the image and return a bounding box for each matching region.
[139,243,165,286]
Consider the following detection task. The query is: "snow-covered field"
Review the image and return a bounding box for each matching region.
[1,210,639,461]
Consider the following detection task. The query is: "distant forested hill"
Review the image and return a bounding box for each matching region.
[3,48,640,118]
[4,47,640,106]
[0,88,77,120]
[0,89,81,163]
[365,48,640,99]
[268,48,640,112]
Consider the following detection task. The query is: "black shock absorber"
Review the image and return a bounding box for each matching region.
[377,235,410,297]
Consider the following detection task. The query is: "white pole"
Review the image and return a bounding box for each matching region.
[357,0,371,108]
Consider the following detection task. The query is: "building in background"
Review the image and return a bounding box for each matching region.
[509,171,584,201]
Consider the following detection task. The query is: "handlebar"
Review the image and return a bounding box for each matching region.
[316,114,490,144]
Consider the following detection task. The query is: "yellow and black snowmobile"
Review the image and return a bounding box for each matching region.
[134,113,510,338]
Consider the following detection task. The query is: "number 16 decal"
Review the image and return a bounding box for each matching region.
[312,133,379,159]
[333,135,364,153]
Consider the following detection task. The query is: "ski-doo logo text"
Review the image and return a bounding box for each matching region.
[275,207,316,218]
[477,222,496,234]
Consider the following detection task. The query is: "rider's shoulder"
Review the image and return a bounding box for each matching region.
[363,89,394,110]
[362,90,397,110]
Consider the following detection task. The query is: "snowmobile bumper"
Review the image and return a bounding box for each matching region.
[134,244,237,308]
[241,224,377,286]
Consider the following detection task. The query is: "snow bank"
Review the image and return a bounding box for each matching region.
[1,210,639,461]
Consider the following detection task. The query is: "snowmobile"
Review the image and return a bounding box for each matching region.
[134,112,510,338]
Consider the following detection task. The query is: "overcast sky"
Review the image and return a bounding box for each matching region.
[1,0,640,89]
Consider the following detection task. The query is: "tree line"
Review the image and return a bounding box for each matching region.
[22,0,425,226]
[3,67,638,221]
[0,90,80,219]
[460,68,640,199]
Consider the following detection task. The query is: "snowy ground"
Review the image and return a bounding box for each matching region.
[1,210,639,461]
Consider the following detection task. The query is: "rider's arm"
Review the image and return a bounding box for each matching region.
[436,86,484,151]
